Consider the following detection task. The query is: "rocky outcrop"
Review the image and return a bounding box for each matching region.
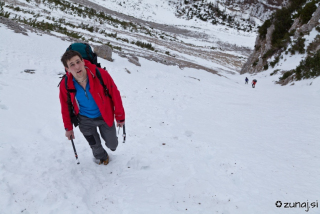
[94,45,112,61]
[240,24,275,74]
[118,53,141,66]
[240,3,320,76]
[127,56,141,67]
[294,6,320,38]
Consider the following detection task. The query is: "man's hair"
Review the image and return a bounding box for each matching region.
[61,50,83,68]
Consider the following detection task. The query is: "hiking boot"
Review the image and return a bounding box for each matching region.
[99,156,109,165]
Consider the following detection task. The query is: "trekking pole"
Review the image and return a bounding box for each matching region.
[123,124,126,143]
[117,125,126,143]
[70,136,80,164]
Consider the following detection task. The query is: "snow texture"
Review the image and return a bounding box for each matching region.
[0,22,320,214]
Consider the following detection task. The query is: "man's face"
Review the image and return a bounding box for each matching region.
[65,56,87,80]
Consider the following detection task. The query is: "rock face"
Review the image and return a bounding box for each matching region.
[240,3,320,75]
[94,45,112,61]
[294,6,320,38]
[240,24,275,74]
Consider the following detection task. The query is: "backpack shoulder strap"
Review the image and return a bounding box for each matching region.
[60,74,79,127]
[65,74,68,90]
[95,68,112,99]
[57,74,67,87]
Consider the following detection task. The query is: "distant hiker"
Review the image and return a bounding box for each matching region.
[245,77,249,84]
[59,50,125,165]
[252,79,257,88]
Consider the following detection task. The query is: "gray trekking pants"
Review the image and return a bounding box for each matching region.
[78,115,118,160]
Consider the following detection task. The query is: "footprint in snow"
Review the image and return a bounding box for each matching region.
[184,131,193,137]
[0,104,8,110]
[127,157,150,170]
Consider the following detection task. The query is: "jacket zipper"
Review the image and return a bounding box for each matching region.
[81,83,89,100]
[84,90,89,100]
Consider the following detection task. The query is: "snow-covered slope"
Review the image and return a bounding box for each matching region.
[88,0,283,26]
[0,0,258,74]
[1,22,320,214]
[88,0,179,25]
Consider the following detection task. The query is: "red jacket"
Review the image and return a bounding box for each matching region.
[59,60,125,131]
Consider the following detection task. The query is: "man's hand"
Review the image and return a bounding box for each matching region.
[117,121,125,128]
[65,130,75,140]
